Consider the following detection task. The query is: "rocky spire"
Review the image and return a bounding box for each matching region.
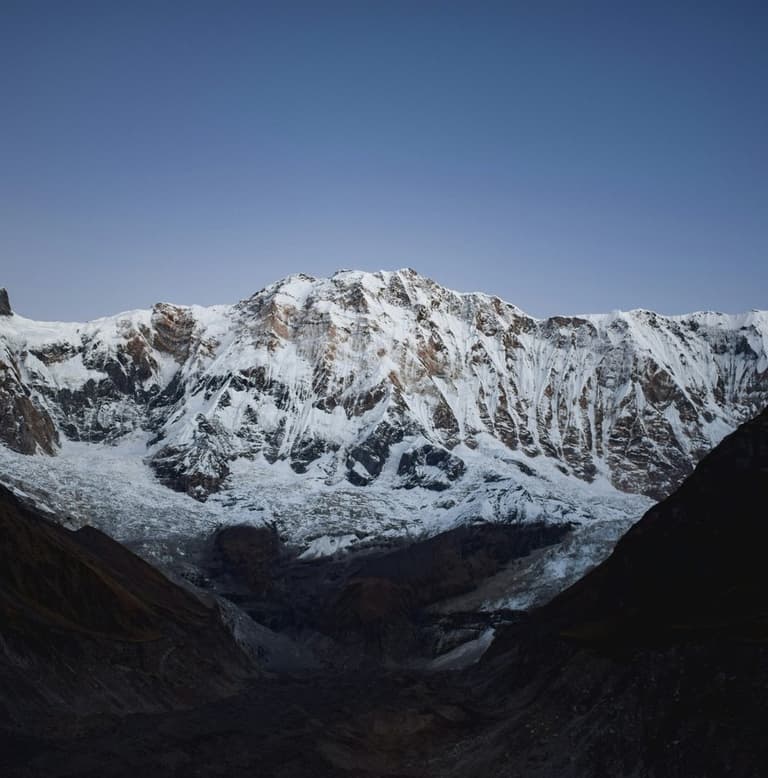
[0,288,11,316]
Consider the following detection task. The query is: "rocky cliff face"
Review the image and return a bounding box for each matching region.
[0,289,58,454]
[0,344,58,455]
[0,270,766,504]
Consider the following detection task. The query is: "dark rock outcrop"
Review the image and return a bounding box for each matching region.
[397,444,466,490]
[0,288,11,316]
[345,420,407,486]
[150,415,232,500]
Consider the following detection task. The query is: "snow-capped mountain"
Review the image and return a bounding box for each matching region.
[1,269,765,602]
[1,269,766,504]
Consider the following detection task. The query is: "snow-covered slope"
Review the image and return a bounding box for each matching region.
[0,432,650,577]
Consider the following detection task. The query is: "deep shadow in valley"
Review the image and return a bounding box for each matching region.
[210,519,571,667]
[2,407,768,776]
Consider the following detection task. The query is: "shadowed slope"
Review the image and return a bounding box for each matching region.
[502,404,768,648]
[451,407,768,777]
[0,485,253,736]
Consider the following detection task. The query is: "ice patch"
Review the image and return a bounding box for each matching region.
[298,534,359,560]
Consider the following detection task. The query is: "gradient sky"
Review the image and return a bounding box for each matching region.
[1,1,766,321]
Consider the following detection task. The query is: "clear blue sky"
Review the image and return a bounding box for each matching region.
[1,1,766,320]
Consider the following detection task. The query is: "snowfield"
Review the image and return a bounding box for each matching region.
[0,430,651,546]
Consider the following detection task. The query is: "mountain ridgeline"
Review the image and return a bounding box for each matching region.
[0,271,766,502]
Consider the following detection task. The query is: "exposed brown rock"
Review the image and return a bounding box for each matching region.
[123,332,157,380]
[28,342,78,365]
[0,390,59,455]
[151,302,195,362]
[0,354,58,455]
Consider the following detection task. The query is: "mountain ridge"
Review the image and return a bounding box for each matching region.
[1,269,765,510]
[5,268,764,325]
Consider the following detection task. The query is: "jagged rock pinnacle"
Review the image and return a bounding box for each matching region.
[0,288,11,316]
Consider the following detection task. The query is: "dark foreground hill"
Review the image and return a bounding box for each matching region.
[0,485,254,739]
[442,403,768,777]
[3,407,768,776]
